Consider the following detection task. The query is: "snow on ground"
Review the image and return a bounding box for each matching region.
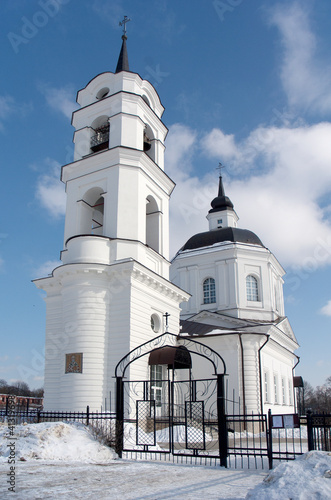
[0,421,117,462]
[1,460,266,499]
[0,421,330,499]
[246,450,331,500]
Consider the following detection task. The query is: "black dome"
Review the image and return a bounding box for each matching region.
[209,194,234,212]
[209,175,234,213]
[181,227,264,251]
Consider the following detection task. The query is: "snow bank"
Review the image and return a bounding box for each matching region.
[246,451,331,500]
[0,422,117,463]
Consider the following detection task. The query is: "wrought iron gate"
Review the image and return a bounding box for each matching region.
[116,376,227,466]
[114,332,227,466]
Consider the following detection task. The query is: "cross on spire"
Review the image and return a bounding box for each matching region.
[216,162,225,175]
[116,16,130,73]
[119,15,131,37]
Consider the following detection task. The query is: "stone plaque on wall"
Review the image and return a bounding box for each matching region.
[65,353,83,373]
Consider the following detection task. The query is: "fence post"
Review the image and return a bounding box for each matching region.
[267,409,273,469]
[5,396,9,416]
[26,399,29,417]
[217,374,228,468]
[86,405,90,426]
[37,409,41,423]
[115,376,124,458]
[307,410,314,451]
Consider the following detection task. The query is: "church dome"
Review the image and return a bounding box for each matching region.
[209,193,234,212]
[180,226,264,251]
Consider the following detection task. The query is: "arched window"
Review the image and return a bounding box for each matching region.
[78,188,104,236]
[143,124,156,162]
[90,116,109,153]
[146,195,160,252]
[246,275,259,301]
[91,196,104,235]
[203,278,216,304]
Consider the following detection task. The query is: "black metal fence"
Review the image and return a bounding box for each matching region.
[307,412,331,452]
[1,401,330,470]
[0,406,115,424]
[227,413,269,469]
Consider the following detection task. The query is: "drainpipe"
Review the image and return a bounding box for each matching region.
[258,335,270,415]
[292,356,300,413]
[238,334,246,415]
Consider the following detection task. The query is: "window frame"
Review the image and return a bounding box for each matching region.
[282,377,286,405]
[264,371,269,402]
[150,313,161,333]
[274,374,278,404]
[150,365,163,407]
[246,275,259,302]
[288,379,293,405]
[203,277,216,305]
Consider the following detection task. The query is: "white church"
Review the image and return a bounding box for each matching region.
[34,28,300,418]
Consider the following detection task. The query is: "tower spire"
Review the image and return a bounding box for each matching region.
[216,162,226,198]
[209,163,234,213]
[115,16,131,73]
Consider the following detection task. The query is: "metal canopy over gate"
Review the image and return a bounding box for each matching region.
[115,332,228,466]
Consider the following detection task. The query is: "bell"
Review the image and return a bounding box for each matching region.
[144,133,152,151]
[144,140,151,151]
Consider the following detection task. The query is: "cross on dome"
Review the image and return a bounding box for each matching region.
[216,161,225,174]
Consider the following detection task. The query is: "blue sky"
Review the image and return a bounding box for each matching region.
[1,0,331,390]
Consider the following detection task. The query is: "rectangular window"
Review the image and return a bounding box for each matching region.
[150,365,163,407]
[288,380,292,405]
[282,378,286,405]
[264,372,268,402]
[274,375,278,404]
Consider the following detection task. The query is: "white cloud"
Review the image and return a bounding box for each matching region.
[92,1,183,45]
[167,122,331,268]
[35,259,61,278]
[35,159,66,218]
[0,95,15,123]
[92,0,125,28]
[202,128,239,162]
[269,2,331,114]
[165,124,197,180]
[165,125,216,256]
[38,84,77,119]
[320,300,331,317]
[0,95,32,130]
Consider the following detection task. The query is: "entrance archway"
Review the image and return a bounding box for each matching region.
[115,332,228,466]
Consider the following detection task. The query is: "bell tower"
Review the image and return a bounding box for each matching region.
[34,27,189,411]
[62,29,171,277]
